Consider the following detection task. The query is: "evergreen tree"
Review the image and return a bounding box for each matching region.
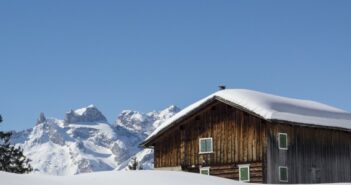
[0,114,32,173]
[128,157,140,170]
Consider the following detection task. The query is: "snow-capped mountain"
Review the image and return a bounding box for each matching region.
[10,105,180,175]
[116,105,180,135]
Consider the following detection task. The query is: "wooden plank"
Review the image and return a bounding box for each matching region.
[154,100,270,182]
[234,109,239,162]
[266,121,351,183]
[243,113,248,162]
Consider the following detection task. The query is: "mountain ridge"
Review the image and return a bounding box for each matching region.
[10,105,180,175]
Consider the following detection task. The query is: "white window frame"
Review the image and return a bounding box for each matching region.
[279,166,288,182]
[199,137,213,154]
[278,133,288,150]
[238,164,250,182]
[199,167,210,175]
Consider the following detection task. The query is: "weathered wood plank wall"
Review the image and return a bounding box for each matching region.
[266,122,351,183]
[152,99,351,184]
[153,100,266,182]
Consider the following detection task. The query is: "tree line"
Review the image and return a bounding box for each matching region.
[0,114,32,173]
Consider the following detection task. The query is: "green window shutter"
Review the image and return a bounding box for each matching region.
[280,167,288,182]
[279,133,288,149]
[240,167,249,181]
[200,169,209,175]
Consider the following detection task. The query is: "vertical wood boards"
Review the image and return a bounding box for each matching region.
[266,122,351,183]
[152,99,351,183]
[153,100,266,181]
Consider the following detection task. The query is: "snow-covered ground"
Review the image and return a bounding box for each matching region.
[1,171,350,185]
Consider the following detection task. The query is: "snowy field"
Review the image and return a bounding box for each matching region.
[1,171,350,185]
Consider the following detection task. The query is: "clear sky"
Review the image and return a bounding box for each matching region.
[1,1,351,131]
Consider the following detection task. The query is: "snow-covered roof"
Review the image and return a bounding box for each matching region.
[142,89,351,146]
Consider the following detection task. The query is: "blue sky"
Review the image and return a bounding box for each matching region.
[1,1,351,131]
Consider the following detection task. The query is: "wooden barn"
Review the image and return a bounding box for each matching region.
[140,88,351,184]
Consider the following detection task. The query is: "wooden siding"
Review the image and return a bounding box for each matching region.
[153,100,266,182]
[151,98,351,184]
[209,162,263,183]
[266,122,351,183]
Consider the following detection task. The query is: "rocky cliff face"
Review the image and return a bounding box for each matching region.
[10,105,180,175]
[64,105,108,123]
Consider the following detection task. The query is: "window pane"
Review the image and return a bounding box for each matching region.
[200,138,212,153]
[279,134,287,149]
[200,140,207,153]
[206,139,212,152]
[280,167,288,182]
[200,169,209,175]
[240,167,249,181]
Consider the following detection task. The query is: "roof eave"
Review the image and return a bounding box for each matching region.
[268,118,351,133]
[140,94,351,148]
[140,96,218,148]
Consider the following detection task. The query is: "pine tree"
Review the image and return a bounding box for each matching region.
[128,157,139,170]
[0,114,32,173]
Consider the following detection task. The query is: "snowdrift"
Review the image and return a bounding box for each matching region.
[0,171,350,185]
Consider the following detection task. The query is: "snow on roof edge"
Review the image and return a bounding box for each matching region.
[141,94,216,146]
[142,89,351,146]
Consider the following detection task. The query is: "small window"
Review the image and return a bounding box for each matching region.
[199,138,213,154]
[312,167,321,183]
[200,167,210,175]
[278,133,288,150]
[238,164,250,182]
[279,166,288,182]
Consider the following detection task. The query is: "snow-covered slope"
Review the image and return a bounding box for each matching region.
[0,171,252,185]
[1,171,350,185]
[10,105,179,175]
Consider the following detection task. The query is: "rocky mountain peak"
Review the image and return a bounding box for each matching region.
[158,105,180,118]
[36,112,47,125]
[116,105,180,135]
[10,104,180,175]
[64,105,107,124]
[165,105,180,112]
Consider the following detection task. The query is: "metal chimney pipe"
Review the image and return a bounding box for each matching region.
[218,85,226,90]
